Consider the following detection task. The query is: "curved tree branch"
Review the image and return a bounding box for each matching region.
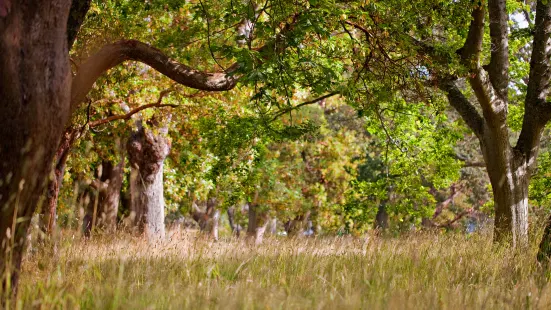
[70,40,241,113]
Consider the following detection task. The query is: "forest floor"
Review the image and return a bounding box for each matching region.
[14,228,551,309]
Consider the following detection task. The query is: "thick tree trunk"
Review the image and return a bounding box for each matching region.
[247,203,269,244]
[98,158,124,232]
[480,130,530,247]
[0,0,72,295]
[127,122,170,240]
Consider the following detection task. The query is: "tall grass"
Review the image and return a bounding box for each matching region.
[15,229,551,309]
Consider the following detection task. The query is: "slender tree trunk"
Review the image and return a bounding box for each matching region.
[0,0,72,295]
[267,218,277,235]
[40,127,79,236]
[227,206,241,236]
[538,213,551,262]
[127,121,170,240]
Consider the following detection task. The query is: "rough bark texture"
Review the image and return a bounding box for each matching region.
[127,122,170,240]
[66,0,91,50]
[0,0,72,294]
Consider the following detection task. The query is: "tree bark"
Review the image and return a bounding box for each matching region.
[127,121,170,240]
[83,157,124,236]
[247,203,269,244]
[40,127,80,237]
[0,0,72,295]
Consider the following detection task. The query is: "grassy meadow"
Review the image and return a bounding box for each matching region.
[12,227,551,309]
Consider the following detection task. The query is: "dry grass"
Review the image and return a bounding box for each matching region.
[14,229,551,309]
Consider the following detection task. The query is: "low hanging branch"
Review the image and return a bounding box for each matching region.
[70,12,303,115]
[433,208,474,229]
[88,89,178,128]
[70,40,241,113]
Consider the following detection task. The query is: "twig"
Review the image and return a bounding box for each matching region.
[270,92,339,121]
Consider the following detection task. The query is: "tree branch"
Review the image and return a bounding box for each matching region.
[487,0,510,99]
[460,4,485,66]
[516,0,551,162]
[461,4,506,122]
[440,78,484,137]
[70,40,241,113]
[88,89,178,128]
[270,92,339,121]
[432,184,462,220]
[433,208,473,228]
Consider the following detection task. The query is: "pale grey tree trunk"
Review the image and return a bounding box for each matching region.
[127,121,170,240]
[267,218,277,235]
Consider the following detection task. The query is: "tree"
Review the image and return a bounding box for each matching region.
[127,117,171,240]
[0,1,74,294]
[334,0,551,247]
[0,0,314,294]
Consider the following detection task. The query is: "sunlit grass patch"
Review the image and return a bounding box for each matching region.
[16,230,551,309]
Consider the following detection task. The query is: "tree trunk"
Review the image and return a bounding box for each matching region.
[0,0,72,295]
[192,198,220,240]
[227,206,242,236]
[284,212,311,236]
[374,204,389,231]
[480,130,530,247]
[83,157,124,236]
[97,158,124,232]
[538,213,551,262]
[127,121,170,240]
[267,218,277,235]
[247,203,269,244]
[40,127,79,237]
